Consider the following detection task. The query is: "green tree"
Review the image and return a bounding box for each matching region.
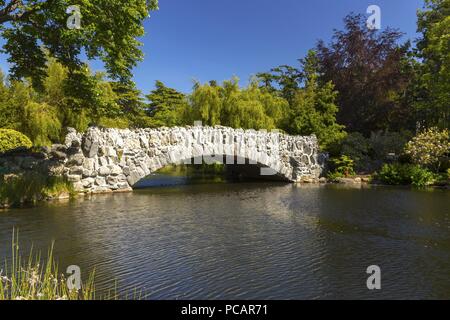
[287,51,346,150]
[110,81,146,128]
[146,81,189,127]
[219,79,278,130]
[189,78,287,130]
[189,81,223,126]
[2,80,34,131]
[256,65,302,103]
[0,0,159,88]
[22,101,61,146]
[415,0,450,129]
[0,70,16,129]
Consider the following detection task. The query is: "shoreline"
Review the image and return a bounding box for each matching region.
[2,178,448,210]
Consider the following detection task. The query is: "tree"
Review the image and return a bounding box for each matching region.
[189,78,288,130]
[316,14,415,134]
[189,81,223,127]
[146,81,189,127]
[256,65,302,103]
[219,79,285,130]
[22,101,61,146]
[0,0,159,88]
[0,70,16,129]
[415,0,450,129]
[1,79,34,131]
[111,82,145,118]
[287,51,346,150]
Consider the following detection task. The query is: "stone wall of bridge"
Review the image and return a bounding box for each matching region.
[0,126,327,194]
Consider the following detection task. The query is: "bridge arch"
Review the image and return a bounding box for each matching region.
[62,126,325,193]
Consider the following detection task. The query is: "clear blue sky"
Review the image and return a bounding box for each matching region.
[0,0,426,94]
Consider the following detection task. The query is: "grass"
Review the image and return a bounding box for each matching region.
[0,173,75,208]
[0,230,147,300]
[0,230,95,300]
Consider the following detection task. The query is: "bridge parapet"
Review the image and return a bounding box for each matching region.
[1,126,327,194]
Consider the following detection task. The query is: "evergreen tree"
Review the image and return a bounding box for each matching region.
[287,51,346,150]
[146,81,189,127]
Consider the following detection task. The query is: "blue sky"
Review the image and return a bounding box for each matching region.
[0,0,426,94]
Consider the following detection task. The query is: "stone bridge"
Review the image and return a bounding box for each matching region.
[1,126,326,194]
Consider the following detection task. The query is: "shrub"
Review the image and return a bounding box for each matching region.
[0,129,32,154]
[377,163,411,185]
[369,130,412,161]
[327,155,355,181]
[404,128,450,172]
[339,131,412,172]
[340,132,371,171]
[409,166,437,188]
[376,163,437,187]
[0,173,74,207]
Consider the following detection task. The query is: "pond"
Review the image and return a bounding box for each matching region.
[0,181,449,299]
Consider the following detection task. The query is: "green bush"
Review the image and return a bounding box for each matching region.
[409,166,437,188]
[376,163,437,187]
[327,155,356,181]
[0,173,74,207]
[405,128,450,172]
[339,131,412,172]
[377,163,411,185]
[369,130,412,161]
[0,129,32,154]
[340,132,371,171]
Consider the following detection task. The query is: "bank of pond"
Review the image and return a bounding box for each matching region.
[1,162,449,209]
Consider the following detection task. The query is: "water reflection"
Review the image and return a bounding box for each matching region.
[0,183,449,299]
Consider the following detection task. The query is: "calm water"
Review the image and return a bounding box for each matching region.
[0,182,449,299]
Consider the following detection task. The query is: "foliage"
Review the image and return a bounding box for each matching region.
[0,173,74,207]
[339,132,371,171]
[316,14,415,134]
[0,0,159,88]
[0,58,149,142]
[110,81,147,127]
[146,81,189,127]
[369,131,413,161]
[256,65,302,103]
[327,155,356,181]
[0,129,32,154]
[22,102,61,146]
[188,78,288,130]
[98,117,130,130]
[409,166,438,187]
[339,131,412,172]
[61,68,121,127]
[286,50,346,150]
[0,231,95,300]
[404,127,450,171]
[415,0,450,129]
[376,163,437,187]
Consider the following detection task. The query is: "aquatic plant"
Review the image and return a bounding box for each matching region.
[0,231,95,300]
[0,173,74,208]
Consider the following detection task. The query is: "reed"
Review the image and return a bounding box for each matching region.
[0,230,95,300]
